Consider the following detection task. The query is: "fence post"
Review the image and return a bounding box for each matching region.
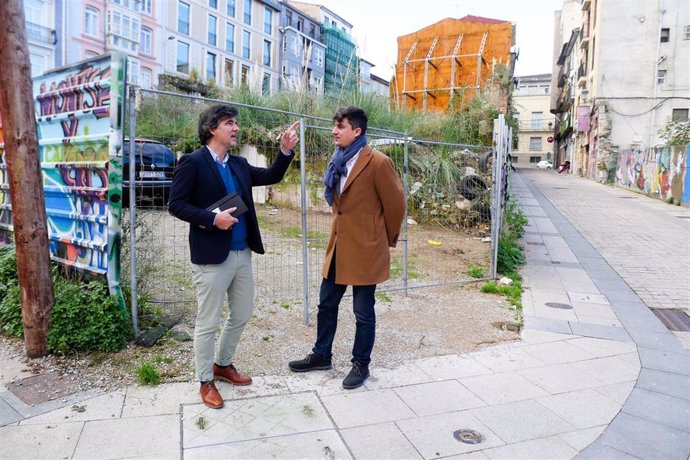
[298,118,310,325]
[402,137,411,296]
[128,85,139,335]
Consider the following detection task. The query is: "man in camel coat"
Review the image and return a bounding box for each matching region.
[289,106,405,389]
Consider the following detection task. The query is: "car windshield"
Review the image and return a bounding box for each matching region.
[122,141,175,166]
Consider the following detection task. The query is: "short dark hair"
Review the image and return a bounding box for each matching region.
[333,106,368,135]
[198,104,238,145]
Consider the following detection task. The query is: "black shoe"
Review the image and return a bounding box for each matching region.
[288,353,332,372]
[342,363,369,389]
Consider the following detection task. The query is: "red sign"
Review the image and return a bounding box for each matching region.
[547,136,554,143]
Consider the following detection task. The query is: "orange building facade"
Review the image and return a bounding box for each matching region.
[391,15,515,113]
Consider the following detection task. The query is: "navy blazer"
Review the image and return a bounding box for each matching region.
[168,146,294,264]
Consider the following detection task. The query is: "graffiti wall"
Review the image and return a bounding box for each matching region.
[615,145,690,206]
[0,54,126,305]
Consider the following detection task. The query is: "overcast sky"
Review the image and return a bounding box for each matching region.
[303,0,565,78]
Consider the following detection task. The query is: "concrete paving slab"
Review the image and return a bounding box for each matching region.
[393,380,485,416]
[19,390,125,425]
[621,388,690,432]
[567,292,609,305]
[517,363,603,394]
[184,430,351,459]
[73,414,179,459]
[523,317,573,335]
[467,346,546,373]
[519,330,575,344]
[413,355,492,381]
[566,336,637,358]
[569,355,639,386]
[624,327,688,353]
[589,412,690,459]
[470,400,574,444]
[321,389,415,429]
[521,339,598,365]
[577,443,641,459]
[636,368,690,401]
[536,388,622,429]
[0,421,84,459]
[0,397,22,426]
[122,381,198,417]
[284,371,365,396]
[574,315,623,327]
[482,436,578,460]
[459,372,549,405]
[396,411,505,458]
[638,346,690,375]
[340,422,422,459]
[569,322,631,342]
[592,381,636,405]
[558,425,606,450]
[182,392,332,448]
[216,375,291,400]
[571,301,618,319]
[0,357,32,392]
[363,362,435,390]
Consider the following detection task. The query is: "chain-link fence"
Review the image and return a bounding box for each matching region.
[122,89,497,325]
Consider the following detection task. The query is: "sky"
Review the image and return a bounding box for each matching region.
[302,0,565,78]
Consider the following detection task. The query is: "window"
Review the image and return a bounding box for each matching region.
[206,52,216,81]
[323,15,329,25]
[209,0,217,8]
[127,57,140,85]
[281,64,287,79]
[263,6,272,34]
[140,27,152,54]
[140,0,152,14]
[657,69,667,84]
[291,35,299,56]
[263,40,271,66]
[107,10,139,52]
[241,64,250,86]
[685,25,690,40]
[85,7,98,36]
[225,23,235,52]
[242,30,250,58]
[178,1,190,35]
[531,112,543,129]
[282,35,287,53]
[314,48,323,66]
[529,156,541,164]
[660,28,670,42]
[672,108,689,122]
[243,0,251,25]
[177,41,189,73]
[227,0,235,17]
[529,137,542,151]
[262,73,270,94]
[112,0,133,8]
[208,15,217,45]
[309,23,316,38]
[29,52,44,76]
[224,59,234,87]
[297,18,303,32]
[141,68,152,88]
[285,10,292,27]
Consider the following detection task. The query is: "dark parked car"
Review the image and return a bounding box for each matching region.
[122,139,176,206]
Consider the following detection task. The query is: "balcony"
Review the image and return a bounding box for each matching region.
[520,121,555,132]
[581,0,591,10]
[577,63,587,88]
[26,21,57,45]
[579,26,590,49]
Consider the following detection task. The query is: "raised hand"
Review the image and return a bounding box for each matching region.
[280,120,301,154]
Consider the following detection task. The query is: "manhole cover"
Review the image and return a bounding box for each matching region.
[651,309,690,332]
[453,429,485,444]
[545,302,573,309]
[7,371,80,405]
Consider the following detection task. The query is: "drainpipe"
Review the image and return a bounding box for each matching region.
[649,0,664,147]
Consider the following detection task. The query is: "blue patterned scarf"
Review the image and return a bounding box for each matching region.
[322,135,368,206]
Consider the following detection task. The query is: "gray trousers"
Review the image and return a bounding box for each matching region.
[192,248,254,382]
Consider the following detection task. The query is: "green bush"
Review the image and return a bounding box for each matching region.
[468,265,485,278]
[47,277,133,354]
[0,284,23,337]
[135,362,160,386]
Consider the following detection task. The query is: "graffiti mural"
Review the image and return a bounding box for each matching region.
[0,54,126,308]
[615,145,689,206]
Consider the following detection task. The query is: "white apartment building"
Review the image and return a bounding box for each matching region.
[552,0,690,178]
[24,0,57,76]
[513,74,556,167]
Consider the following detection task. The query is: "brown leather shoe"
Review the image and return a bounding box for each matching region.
[213,363,252,386]
[199,381,224,409]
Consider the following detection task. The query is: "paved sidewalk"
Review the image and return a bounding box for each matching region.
[1,170,689,459]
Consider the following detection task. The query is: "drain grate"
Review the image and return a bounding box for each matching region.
[526,241,545,245]
[545,302,573,309]
[651,309,690,332]
[675,216,690,219]
[619,196,637,199]
[554,187,570,190]
[453,429,485,444]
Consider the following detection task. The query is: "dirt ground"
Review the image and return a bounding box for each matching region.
[0,211,519,404]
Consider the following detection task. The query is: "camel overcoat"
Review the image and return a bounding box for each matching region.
[322,144,405,286]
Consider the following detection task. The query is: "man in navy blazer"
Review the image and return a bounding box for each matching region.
[168,104,299,409]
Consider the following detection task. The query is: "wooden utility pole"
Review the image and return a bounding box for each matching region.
[0,0,54,357]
